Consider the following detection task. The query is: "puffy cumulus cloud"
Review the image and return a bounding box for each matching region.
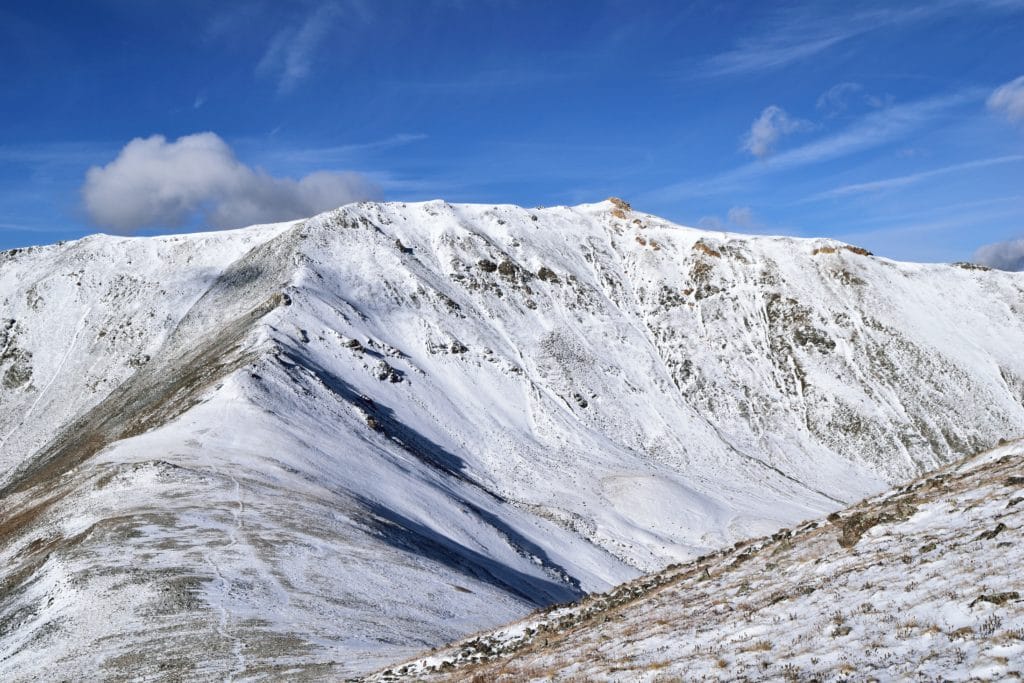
[742,105,812,158]
[973,237,1024,271]
[988,75,1024,123]
[82,132,380,233]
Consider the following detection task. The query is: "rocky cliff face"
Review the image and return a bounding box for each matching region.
[1,199,1022,679]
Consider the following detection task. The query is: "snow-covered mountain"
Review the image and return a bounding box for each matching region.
[377,440,1024,681]
[1,199,1022,679]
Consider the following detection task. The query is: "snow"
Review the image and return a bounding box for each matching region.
[385,441,1024,681]
[1,199,1023,679]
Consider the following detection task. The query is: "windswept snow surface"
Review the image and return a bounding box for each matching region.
[1,200,1023,679]
[381,441,1024,681]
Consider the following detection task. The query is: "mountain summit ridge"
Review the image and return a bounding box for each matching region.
[1,199,1023,679]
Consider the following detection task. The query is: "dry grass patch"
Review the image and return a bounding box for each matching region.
[812,244,873,257]
[693,240,722,258]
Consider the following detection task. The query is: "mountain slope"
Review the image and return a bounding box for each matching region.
[378,440,1024,681]
[1,199,1023,678]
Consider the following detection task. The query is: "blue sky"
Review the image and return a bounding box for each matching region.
[1,1,1023,266]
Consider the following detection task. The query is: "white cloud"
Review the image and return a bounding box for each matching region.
[760,90,979,170]
[700,7,863,79]
[816,82,863,115]
[807,155,1024,200]
[697,215,725,230]
[742,106,812,158]
[988,75,1024,123]
[696,207,762,232]
[726,206,758,228]
[973,237,1024,270]
[706,35,845,78]
[256,4,345,93]
[82,132,380,233]
[698,2,1024,79]
[643,89,981,203]
[272,133,428,166]
[816,83,893,116]
[698,6,913,78]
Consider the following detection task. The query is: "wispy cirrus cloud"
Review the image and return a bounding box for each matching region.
[0,222,57,233]
[702,34,849,79]
[834,201,1024,260]
[827,195,1023,232]
[988,75,1024,123]
[698,205,764,231]
[806,155,1024,200]
[646,89,981,202]
[268,133,428,166]
[760,90,981,171]
[698,5,905,78]
[698,2,1023,78]
[817,83,864,116]
[0,141,113,166]
[385,67,576,93]
[256,3,362,93]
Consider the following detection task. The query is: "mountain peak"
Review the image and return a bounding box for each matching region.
[1,202,1022,678]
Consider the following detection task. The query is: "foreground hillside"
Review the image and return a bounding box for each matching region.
[375,440,1024,681]
[1,199,1023,678]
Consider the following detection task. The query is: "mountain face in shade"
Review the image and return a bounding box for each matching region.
[1,199,1023,679]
